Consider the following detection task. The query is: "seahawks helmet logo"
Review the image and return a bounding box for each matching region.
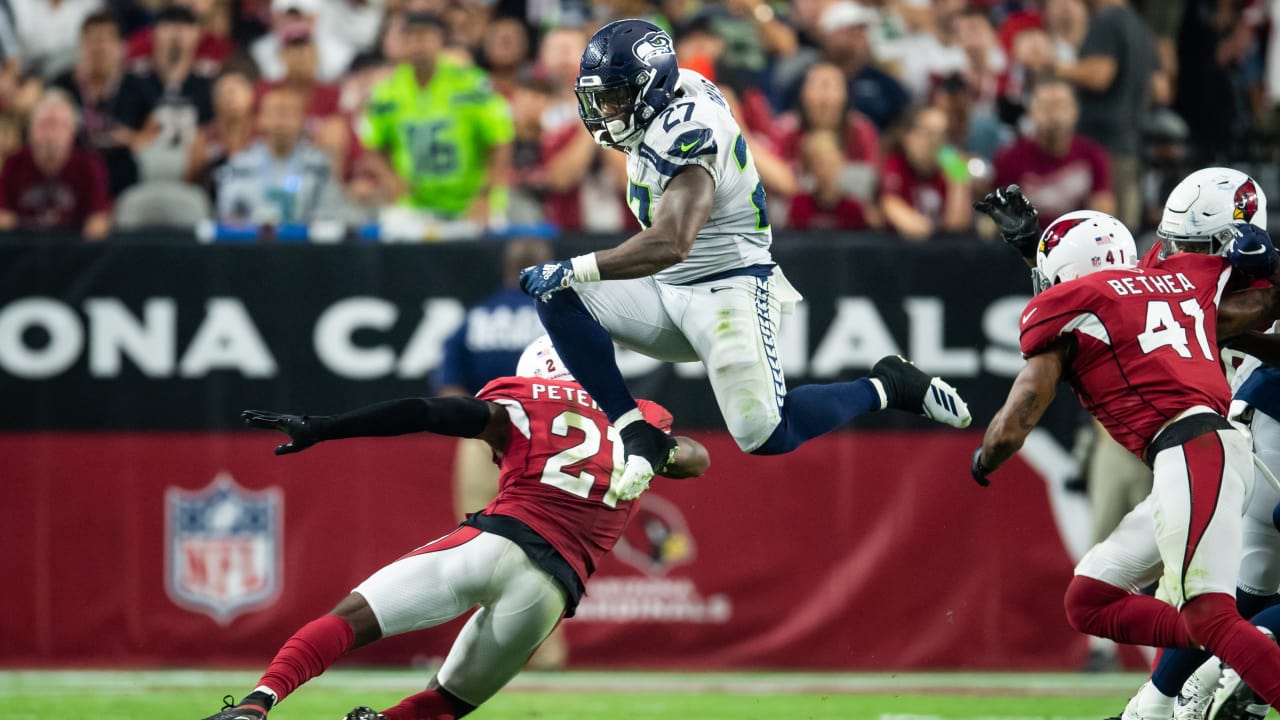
[1235,179,1260,221]
[633,31,674,63]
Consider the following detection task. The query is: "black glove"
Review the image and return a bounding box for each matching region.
[242,409,328,455]
[970,446,992,487]
[974,184,1040,260]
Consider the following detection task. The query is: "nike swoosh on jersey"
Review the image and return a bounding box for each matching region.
[681,139,701,153]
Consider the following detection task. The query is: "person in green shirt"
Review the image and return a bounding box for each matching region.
[360,11,513,225]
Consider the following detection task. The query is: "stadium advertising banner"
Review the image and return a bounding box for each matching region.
[1,240,1093,669]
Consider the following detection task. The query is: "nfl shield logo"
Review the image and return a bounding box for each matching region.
[166,472,283,625]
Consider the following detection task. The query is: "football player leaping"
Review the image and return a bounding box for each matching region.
[198,337,709,720]
[972,208,1280,716]
[519,19,971,497]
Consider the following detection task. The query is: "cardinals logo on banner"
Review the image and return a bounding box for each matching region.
[166,472,283,625]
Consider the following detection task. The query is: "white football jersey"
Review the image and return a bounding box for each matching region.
[626,69,773,285]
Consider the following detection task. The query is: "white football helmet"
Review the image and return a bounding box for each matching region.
[1036,210,1138,285]
[516,335,575,381]
[1158,167,1267,256]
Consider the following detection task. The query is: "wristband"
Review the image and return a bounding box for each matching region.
[571,253,601,283]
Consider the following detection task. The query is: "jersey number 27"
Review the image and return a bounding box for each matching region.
[538,411,625,508]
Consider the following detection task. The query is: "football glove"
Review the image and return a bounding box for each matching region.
[970,446,992,487]
[1226,222,1279,281]
[519,261,575,302]
[242,409,325,455]
[974,184,1040,260]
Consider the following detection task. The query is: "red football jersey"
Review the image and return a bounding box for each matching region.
[474,376,674,584]
[1020,253,1235,457]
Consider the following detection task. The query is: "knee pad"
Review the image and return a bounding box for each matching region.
[1181,593,1238,647]
[1064,575,1127,635]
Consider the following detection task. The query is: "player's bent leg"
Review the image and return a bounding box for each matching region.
[379,537,568,720]
[1066,496,1191,648]
[541,281,692,492]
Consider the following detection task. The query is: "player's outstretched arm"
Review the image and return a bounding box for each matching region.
[241,397,510,455]
[971,343,1068,486]
[658,436,711,479]
[519,166,714,300]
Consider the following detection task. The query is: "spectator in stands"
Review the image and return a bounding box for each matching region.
[928,72,1010,162]
[1000,26,1057,127]
[186,70,256,195]
[876,0,969,98]
[215,87,341,226]
[721,84,797,199]
[113,5,213,181]
[1176,0,1255,163]
[359,11,512,228]
[124,0,231,77]
[788,130,871,230]
[879,105,973,241]
[815,1,909,131]
[252,0,358,83]
[531,25,628,232]
[778,62,878,223]
[51,10,136,196]
[1045,0,1088,62]
[1055,0,1155,230]
[4,0,102,80]
[0,90,111,239]
[993,78,1113,226]
[254,23,343,134]
[953,7,1006,118]
[0,113,20,172]
[479,16,530,100]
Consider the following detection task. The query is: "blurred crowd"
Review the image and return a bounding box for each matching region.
[0,0,1274,241]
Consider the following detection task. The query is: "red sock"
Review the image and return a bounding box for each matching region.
[380,690,459,720]
[1063,576,1194,648]
[1183,593,1280,707]
[257,614,355,703]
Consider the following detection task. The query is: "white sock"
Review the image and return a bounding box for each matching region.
[1135,679,1176,709]
[868,378,889,410]
[252,686,279,707]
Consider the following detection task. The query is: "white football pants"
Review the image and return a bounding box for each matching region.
[1075,416,1253,607]
[574,268,800,452]
[352,527,566,706]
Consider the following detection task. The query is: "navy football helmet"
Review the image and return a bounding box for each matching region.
[575,19,680,150]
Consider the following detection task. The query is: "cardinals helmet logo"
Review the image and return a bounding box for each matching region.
[1235,179,1260,221]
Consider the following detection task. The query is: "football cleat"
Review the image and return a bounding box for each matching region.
[200,695,268,720]
[1107,681,1175,720]
[615,420,678,501]
[343,707,385,720]
[1207,626,1277,720]
[1173,658,1220,720]
[870,355,972,429]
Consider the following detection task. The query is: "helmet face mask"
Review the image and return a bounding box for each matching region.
[575,78,642,149]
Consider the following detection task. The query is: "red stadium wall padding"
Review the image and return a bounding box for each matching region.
[2,431,1086,670]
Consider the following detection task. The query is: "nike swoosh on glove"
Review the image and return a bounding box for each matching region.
[519,261,575,302]
[1226,222,1278,281]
